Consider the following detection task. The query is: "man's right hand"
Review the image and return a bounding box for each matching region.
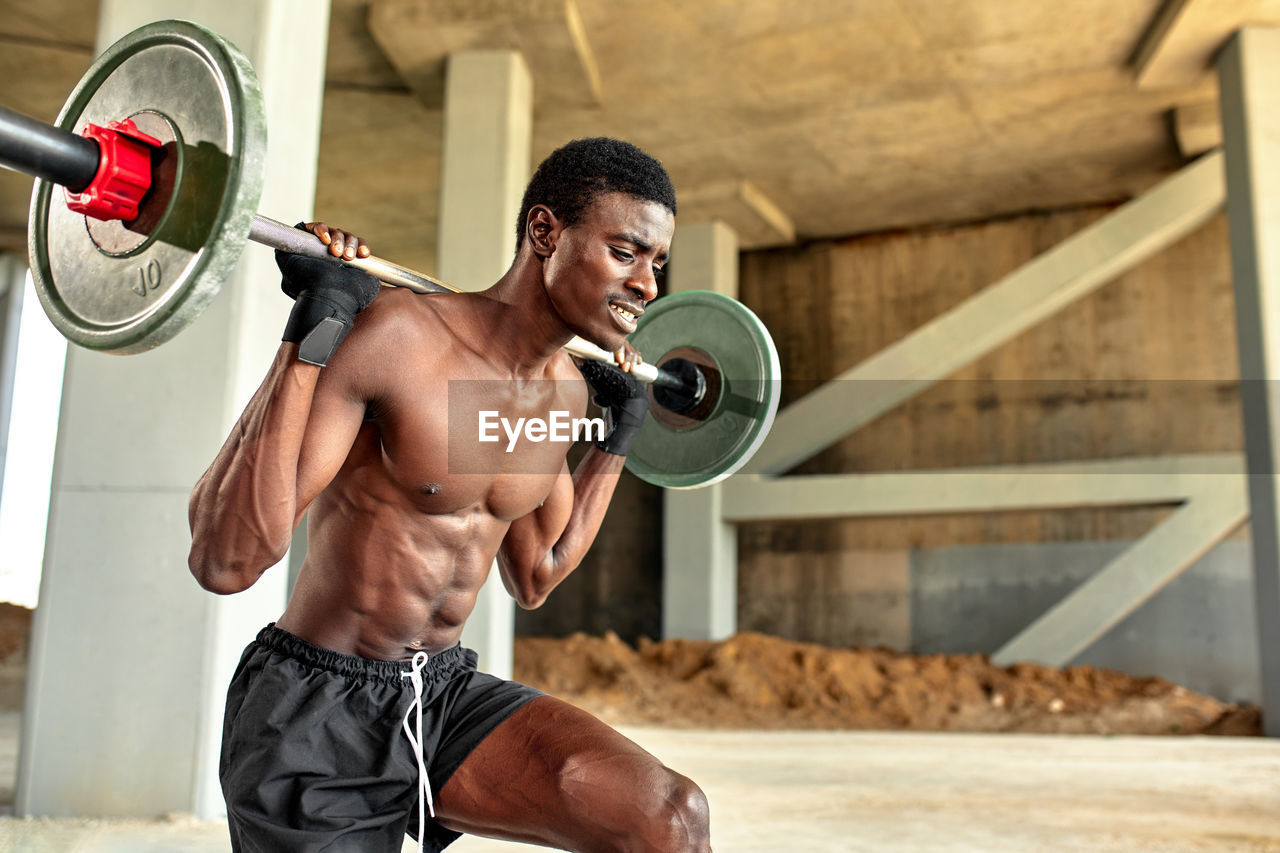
[302,221,371,261]
[277,224,381,366]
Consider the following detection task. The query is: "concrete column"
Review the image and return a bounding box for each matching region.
[663,221,740,639]
[436,51,532,678]
[18,0,330,817]
[669,221,741,298]
[0,256,24,489]
[0,263,65,610]
[1219,27,1280,737]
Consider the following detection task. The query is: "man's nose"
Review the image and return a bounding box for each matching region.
[629,267,658,304]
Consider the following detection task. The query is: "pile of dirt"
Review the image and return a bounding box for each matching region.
[0,602,1260,735]
[514,631,1261,736]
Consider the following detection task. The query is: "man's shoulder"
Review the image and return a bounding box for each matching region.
[327,289,463,381]
[547,349,580,379]
[351,287,465,343]
[550,352,591,415]
[323,289,468,404]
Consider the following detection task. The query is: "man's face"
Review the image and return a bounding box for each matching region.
[542,192,675,352]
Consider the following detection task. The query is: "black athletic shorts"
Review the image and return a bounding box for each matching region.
[220,624,543,853]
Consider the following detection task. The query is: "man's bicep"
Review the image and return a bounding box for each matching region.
[291,301,399,518]
[498,464,574,588]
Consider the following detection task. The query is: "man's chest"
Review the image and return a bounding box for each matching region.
[371,376,586,520]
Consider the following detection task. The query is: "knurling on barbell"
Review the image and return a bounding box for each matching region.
[4,18,781,488]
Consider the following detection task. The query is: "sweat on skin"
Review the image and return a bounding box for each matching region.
[478,409,607,452]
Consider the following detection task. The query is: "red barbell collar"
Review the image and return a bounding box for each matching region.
[63,118,160,222]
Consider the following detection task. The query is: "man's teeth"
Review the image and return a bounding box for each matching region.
[613,305,636,322]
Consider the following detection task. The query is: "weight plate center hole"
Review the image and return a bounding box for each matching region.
[650,346,721,430]
[85,109,181,257]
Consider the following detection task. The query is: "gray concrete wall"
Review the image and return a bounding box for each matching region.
[911,539,1261,704]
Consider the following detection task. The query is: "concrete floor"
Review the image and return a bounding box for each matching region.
[0,713,1278,852]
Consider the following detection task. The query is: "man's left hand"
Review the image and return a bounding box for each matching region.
[612,342,644,374]
[578,355,649,457]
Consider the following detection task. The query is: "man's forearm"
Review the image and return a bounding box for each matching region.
[554,446,628,568]
[188,344,319,593]
[504,447,626,608]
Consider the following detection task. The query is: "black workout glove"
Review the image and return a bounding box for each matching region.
[277,248,380,366]
[578,359,649,456]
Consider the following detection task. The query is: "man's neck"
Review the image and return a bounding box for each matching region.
[479,254,575,378]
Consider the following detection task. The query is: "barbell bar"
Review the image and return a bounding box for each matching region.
[0,102,685,391]
[247,215,691,389]
[2,19,781,488]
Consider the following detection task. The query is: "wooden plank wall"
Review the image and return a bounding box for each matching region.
[735,208,1242,645]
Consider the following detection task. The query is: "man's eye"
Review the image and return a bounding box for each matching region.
[611,248,634,262]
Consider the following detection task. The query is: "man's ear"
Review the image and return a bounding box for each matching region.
[526,205,558,258]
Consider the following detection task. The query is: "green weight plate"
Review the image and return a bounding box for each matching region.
[28,19,266,354]
[626,290,781,489]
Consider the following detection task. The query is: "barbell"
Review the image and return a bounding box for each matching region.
[0,19,780,489]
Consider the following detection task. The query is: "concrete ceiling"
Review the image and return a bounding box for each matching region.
[1,0,1276,277]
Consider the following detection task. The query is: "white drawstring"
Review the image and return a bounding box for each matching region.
[401,651,434,851]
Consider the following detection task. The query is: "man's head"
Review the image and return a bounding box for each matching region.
[517,139,677,352]
[515,138,676,253]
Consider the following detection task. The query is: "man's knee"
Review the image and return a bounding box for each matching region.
[651,769,711,852]
[559,753,710,852]
[607,766,709,853]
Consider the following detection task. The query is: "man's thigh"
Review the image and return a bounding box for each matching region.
[433,695,709,852]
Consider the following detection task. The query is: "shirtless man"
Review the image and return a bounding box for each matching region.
[188,138,711,852]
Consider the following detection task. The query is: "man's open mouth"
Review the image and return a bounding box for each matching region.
[610,302,641,332]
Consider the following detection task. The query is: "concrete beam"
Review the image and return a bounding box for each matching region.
[992,478,1248,667]
[1171,101,1224,157]
[721,455,1245,522]
[1133,0,1279,90]
[677,180,795,250]
[744,150,1227,477]
[368,0,600,110]
[669,221,740,296]
[1219,25,1280,737]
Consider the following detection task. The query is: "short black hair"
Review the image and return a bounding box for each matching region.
[515,137,677,251]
